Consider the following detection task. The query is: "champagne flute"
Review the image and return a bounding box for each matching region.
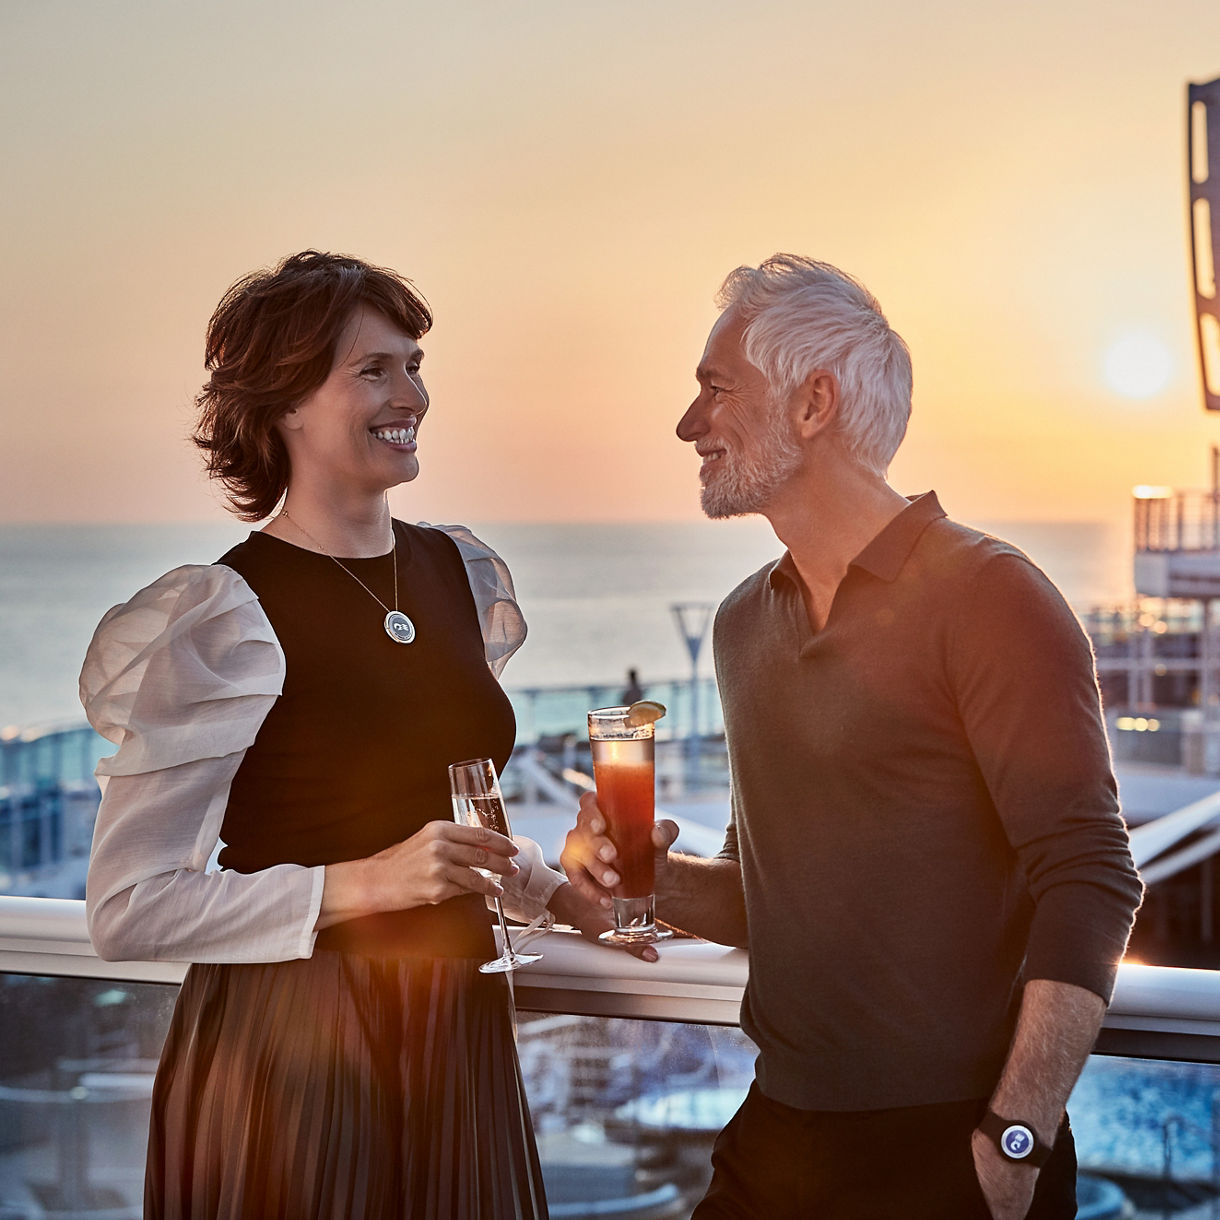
[448,757,542,974]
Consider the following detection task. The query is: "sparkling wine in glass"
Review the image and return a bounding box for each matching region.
[448,757,542,974]
[587,706,673,946]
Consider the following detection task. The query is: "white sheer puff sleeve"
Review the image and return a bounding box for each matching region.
[79,564,325,964]
[500,836,566,922]
[425,526,566,918]
[427,524,527,677]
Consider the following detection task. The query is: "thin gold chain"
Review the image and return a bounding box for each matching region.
[278,511,399,613]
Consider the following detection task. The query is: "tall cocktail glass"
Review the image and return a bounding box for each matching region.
[587,706,673,946]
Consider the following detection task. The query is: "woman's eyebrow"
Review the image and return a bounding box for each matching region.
[345,345,424,366]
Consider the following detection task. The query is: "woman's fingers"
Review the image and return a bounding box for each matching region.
[383,821,522,905]
[443,860,504,898]
[428,821,518,878]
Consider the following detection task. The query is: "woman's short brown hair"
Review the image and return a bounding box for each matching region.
[193,250,433,521]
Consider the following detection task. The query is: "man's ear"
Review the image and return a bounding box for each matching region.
[793,369,839,440]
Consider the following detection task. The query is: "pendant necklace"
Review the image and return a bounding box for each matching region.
[278,511,416,645]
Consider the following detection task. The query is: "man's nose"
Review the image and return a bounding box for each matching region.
[676,398,705,442]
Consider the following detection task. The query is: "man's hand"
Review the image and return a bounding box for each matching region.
[971,1128,1038,1220]
[547,879,661,962]
[560,790,678,910]
[562,791,748,947]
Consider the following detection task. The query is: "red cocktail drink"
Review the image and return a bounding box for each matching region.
[590,737,656,897]
[587,706,672,946]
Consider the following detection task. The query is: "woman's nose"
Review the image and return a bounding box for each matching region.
[392,370,428,413]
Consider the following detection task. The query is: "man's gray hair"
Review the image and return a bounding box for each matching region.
[716,254,913,475]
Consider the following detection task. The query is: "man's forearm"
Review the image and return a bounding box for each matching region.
[988,978,1105,1136]
[970,978,1106,1218]
[656,853,748,948]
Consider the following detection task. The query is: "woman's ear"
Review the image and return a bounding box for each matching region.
[277,404,304,433]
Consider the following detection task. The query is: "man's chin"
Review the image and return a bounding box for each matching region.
[700,487,758,520]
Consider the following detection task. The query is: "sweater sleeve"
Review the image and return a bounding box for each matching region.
[79,564,326,963]
[717,789,741,862]
[949,551,1143,1002]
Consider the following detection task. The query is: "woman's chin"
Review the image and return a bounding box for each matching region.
[377,454,420,490]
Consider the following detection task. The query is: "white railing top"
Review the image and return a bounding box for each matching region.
[2,895,1219,1044]
[1128,788,1220,869]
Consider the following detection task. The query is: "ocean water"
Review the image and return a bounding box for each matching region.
[0,517,1131,731]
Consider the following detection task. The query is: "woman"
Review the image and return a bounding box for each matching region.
[81,250,593,1218]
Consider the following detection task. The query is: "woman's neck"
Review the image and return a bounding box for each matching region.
[264,490,395,557]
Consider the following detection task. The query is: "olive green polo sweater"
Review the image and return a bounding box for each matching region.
[714,492,1143,1111]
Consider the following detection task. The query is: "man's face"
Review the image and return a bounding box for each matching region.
[676,308,802,519]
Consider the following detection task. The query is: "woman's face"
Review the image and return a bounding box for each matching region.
[277,306,429,499]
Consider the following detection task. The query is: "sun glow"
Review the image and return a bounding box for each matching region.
[1102,331,1175,399]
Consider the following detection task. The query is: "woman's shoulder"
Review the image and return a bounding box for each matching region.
[80,564,285,771]
[407,522,527,676]
[85,563,267,654]
[408,522,517,602]
[410,521,507,568]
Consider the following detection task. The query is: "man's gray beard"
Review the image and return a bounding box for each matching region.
[700,412,802,520]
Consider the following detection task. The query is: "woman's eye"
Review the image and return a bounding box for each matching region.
[361,366,384,378]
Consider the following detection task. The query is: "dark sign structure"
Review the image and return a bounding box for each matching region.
[1189,76,1220,411]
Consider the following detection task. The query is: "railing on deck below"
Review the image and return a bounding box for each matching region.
[1,675,726,794]
[2,895,1219,1062]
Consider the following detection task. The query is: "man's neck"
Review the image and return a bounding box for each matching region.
[764,461,909,634]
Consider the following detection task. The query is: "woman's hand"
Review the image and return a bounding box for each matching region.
[318,820,520,928]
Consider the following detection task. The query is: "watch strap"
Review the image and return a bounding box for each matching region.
[977,1110,1054,1168]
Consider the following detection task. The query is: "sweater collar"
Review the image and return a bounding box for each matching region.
[769,491,946,589]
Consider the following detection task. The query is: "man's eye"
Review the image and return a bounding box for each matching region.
[710,385,726,396]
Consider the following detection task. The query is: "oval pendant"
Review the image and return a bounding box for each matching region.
[384,610,416,645]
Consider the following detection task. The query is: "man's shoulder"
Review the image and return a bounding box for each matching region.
[924,513,1013,558]
[917,516,1042,584]
[918,517,1079,643]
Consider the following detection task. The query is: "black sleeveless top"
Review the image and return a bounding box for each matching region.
[216,521,517,958]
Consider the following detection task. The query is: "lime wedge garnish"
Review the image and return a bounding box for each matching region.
[626,700,667,727]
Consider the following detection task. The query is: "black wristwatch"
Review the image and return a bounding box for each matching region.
[977,1110,1054,1167]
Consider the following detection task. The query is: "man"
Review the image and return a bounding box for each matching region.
[561,255,1143,1219]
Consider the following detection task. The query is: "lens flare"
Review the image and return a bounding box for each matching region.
[1103,331,1174,399]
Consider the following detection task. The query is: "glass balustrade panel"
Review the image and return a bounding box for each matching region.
[3,971,1220,1218]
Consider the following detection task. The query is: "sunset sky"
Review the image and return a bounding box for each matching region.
[3,1,1220,526]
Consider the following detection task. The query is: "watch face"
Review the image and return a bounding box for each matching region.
[1000,1124,1036,1160]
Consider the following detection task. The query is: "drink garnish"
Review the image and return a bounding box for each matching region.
[626,700,667,727]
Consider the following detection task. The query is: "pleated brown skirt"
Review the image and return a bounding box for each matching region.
[145,949,549,1219]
